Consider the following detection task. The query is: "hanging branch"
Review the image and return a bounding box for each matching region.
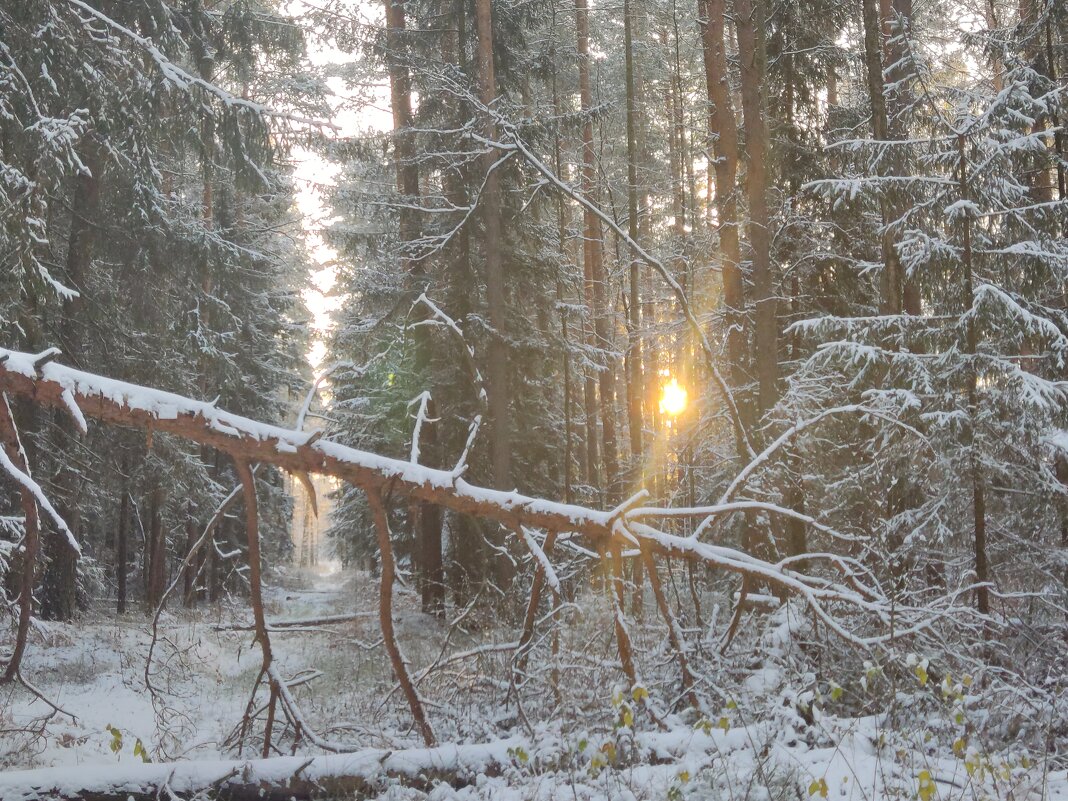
[366,488,436,746]
[0,394,40,683]
[233,459,352,755]
[145,472,256,695]
[640,543,700,710]
[512,528,560,680]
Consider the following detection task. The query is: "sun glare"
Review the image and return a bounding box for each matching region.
[659,377,688,418]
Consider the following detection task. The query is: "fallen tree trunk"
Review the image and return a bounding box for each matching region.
[0,347,614,538]
[0,729,739,801]
[0,740,521,801]
[0,346,919,649]
[214,613,373,632]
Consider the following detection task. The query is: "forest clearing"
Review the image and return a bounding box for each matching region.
[2,0,1068,798]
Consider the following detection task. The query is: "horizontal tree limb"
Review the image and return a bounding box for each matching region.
[214,613,374,631]
[0,348,614,538]
[0,740,520,801]
[0,346,926,645]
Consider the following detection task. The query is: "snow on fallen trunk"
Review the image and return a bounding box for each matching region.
[0,739,521,801]
[0,346,612,537]
[0,346,922,643]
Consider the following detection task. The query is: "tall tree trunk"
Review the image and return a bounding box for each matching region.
[862,0,909,315]
[576,0,620,503]
[699,0,745,402]
[550,9,576,504]
[146,486,165,612]
[957,134,989,617]
[474,0,512,491]
[183,506,197,607]
[623,0,644,473]
[385,0,444,616]
[117,480,128,614]
[41,140,102,622]
[734,0,777,414]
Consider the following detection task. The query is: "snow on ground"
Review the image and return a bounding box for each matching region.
[0,567,378,768]
[2,570,1067,800]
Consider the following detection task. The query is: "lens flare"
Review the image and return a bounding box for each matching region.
[659,377,688,418]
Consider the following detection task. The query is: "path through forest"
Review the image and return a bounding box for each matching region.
[0,563,443,770]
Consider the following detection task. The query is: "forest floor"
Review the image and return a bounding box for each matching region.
[0,565,411,768]
[2,568,1068,801]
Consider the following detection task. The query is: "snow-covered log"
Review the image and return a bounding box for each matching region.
[0,739,522,801]
[0,347,613,538]
[0,347,924,645]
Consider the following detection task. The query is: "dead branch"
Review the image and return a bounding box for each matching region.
[366,488,436,747]
[0,394,40,683]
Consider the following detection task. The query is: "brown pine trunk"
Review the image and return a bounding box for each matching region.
[734,0,777,415]
[41,140,102,622]
[861,0,907,315]
[385,0,444,615]
[577,0,620,503]
[474,0,512,491]
[549,23,577,504]
[146,487,165,612]
[623,0,644,471]
[699,0,745,401]
[117,483,128,614]
[957,134,989,616]
[183,503,196,607]
[577,0,599,492]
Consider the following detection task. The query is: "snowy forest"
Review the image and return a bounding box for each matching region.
[1,0,1067,798]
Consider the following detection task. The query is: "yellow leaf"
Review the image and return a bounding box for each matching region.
[918,769,936,801]
[808,778,828,798]
[632,686,649,703]
[601,741,617,763]
[718,716,730,733]
[914,664,929,687]
[830,683,843,701]
[678,770,690,783]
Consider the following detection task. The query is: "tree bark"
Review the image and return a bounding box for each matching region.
[384,0,444,616]
[116,481,128,615]
[623,0,644,471]
[957,134,989,617]
[474,0,512,491]
[366,489,435,746]
[146,486,165,612]
[576,0,620,503]
[698,0,745,393]
[734,0,778,414]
